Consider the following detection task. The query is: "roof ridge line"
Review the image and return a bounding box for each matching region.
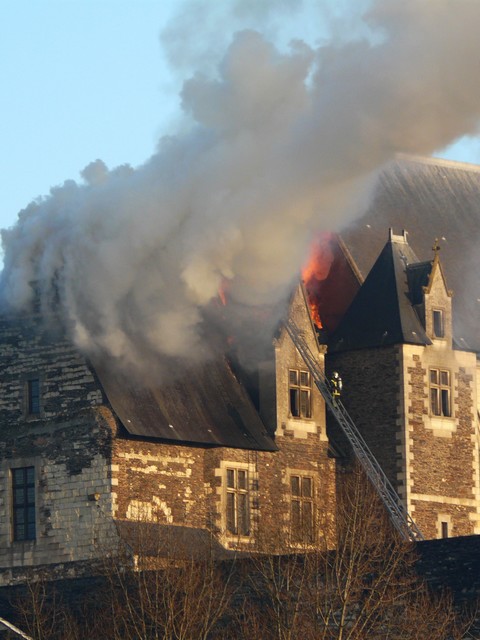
[394,153,480,172]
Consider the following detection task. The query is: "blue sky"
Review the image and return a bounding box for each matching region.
[2,0,480,235]
[1,1,179,229]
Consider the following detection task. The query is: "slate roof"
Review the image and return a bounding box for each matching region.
[329,231,431,352]
[94,356,277,451]
[339,155,480,351]
[416,535,480,603]
[405,260,432,306]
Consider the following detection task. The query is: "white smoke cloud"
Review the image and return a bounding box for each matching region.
[2,0,480,380]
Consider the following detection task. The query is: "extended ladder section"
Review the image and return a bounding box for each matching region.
[285,318,424,542]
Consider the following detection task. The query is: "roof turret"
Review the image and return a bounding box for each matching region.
[329,229,431,352]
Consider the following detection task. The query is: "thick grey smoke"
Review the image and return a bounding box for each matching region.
[2,0,480,380]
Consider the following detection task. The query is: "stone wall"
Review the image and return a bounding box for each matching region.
[402,344,480,538]
[111,433,336,555]
[111,286,337,554]
[327,340,480,539]
[0,315,116,585]
[112,439,207,529]
[327,345,401,488]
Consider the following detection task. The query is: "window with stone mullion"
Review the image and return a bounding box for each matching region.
[430,368,451,417]
[226,468,249,536]
[12,466,36,541]
[289,369,312,419]
[290,475,314,543]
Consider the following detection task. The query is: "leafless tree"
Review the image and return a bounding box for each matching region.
[8,468,476,639]
[234,465,472,640]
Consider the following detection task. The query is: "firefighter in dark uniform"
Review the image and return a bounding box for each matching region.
[331,371,343,399]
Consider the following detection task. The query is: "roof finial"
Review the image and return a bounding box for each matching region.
[432,238,441,255]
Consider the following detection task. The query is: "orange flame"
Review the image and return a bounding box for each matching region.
[218,277,229,306]
[301,232,334,329]
[218,287,227,306]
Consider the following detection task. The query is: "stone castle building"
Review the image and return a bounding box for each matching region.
[327,229,480,539]
[1,155,480,585]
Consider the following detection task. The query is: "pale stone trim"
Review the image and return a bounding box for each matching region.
[412,493,478,507]
[398,346,412,508]
[117,451,195,465]
[473,374,480,524]
[125,497,173,524]
[284,418,318,439]
[428,415,456,436]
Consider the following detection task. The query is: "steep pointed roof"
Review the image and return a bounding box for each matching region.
[339,155,480,350]
[329,230,431,352]
[406,260,432,305]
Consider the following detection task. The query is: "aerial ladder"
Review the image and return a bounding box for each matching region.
[285,318,424,542]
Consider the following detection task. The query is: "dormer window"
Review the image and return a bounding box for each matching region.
[289,369,312,418]
[432,309,445,338]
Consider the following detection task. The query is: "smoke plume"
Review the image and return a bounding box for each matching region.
[2,0,480,380]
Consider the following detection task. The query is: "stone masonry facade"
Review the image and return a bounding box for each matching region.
[111,287,337,554]
[0,288,337,585]
[0,314,116,586]
[327,251,480,538]
[1,251,479,586]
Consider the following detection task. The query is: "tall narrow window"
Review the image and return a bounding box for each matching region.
[226,468,249,536]
[433,310,445,338]
[441,521,449,538]
[12,466,36,541]
[430,369,451,417]
[27,379,40,415]
[289,369,312,418]
[290,475,314,543]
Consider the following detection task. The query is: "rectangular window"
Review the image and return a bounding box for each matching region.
[290,475,314,543]
[441,521,449,538]
[430,368,451,417]
[12,466,36,541]
[27,379,40,415]
[289,369,312,418]
[226,468,249,536]
[433,310,445,338]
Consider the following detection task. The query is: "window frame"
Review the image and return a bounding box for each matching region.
[429,368,452,418]
[225,467,250,537]
[437,514,452,540]
[23,375,42,418]
[11,466,36,542]
[432,309,445,339]
[288,368,312,419]
[27,378,41,415]
[289,473,315,544]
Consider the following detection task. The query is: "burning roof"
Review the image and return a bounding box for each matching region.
[329,231,431,352]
